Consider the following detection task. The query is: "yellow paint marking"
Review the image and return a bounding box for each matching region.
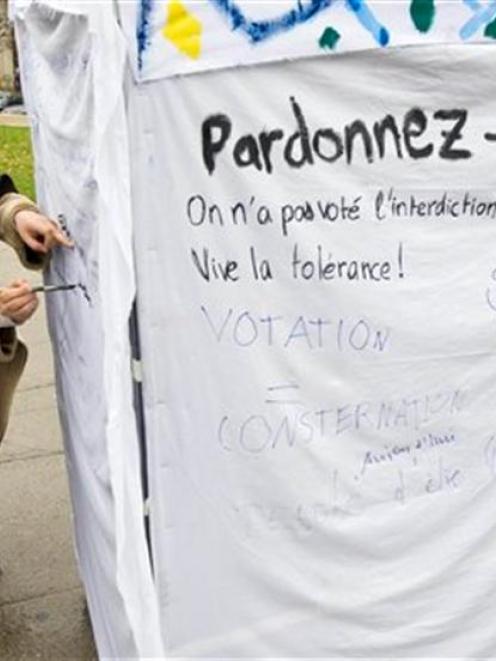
[162,0,202,60]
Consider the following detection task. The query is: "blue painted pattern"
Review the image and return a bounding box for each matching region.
[208,0,389,46]
[136,0,496,70]
[137,0,154,70]
[460,0,496,39]
[208,0,333,43]
[346,0,389,45]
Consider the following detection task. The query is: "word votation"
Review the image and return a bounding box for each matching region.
[201,305,391,352]
[202,98,472,175]
[217,388,466,455]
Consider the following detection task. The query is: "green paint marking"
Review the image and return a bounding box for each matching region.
[485,16,496,39]
[319,26,340,50]
[410,0,435,33]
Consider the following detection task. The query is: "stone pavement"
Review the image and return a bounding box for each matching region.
[0,243,97,659]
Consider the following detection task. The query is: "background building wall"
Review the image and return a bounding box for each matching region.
[0,0,15,91]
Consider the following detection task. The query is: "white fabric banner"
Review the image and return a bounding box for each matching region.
[118,0,496,81]
[14,1,496,657]
[129,45,496,657]
[13,2,163,657]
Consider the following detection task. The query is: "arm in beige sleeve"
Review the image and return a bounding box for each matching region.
[0,193,49,271]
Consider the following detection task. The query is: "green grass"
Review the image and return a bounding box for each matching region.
[0,126,35,200]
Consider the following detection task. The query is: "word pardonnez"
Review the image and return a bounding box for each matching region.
[202,97,476,175]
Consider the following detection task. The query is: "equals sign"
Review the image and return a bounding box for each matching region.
[265,383,302,406]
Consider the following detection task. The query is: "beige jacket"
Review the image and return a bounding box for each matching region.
[0,178,48,440]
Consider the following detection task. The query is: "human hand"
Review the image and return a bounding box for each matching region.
[0,279,39,325]
[14,209,74,254]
